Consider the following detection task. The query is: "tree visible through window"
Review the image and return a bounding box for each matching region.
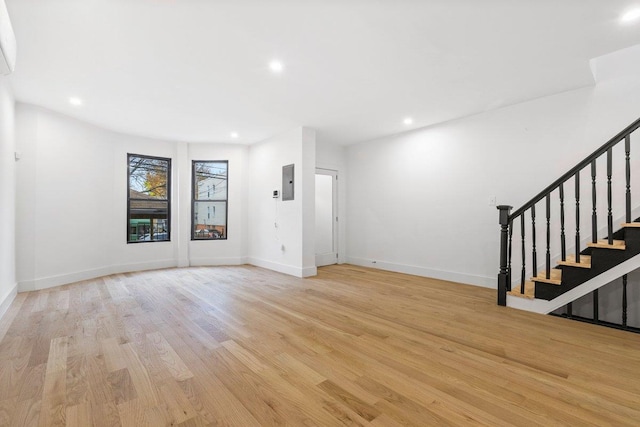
[128,154,171,242]
[192,160,227,240]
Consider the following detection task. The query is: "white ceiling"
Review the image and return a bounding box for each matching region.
[5,0,640,145]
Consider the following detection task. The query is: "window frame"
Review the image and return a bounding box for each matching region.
[127,153,172,244]
[191,160,229,241]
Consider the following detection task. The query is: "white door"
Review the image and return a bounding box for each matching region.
[315,169,338,266]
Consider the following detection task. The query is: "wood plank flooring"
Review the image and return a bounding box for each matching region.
[0,264,639,426]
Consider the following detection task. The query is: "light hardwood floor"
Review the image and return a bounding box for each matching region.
[0,264,639,426]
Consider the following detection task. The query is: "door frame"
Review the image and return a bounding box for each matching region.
[315,168,338,267]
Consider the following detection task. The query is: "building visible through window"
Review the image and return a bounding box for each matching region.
[192,160,227,240]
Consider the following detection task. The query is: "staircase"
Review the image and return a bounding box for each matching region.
[497,117,640,331]
[509,220,640,300]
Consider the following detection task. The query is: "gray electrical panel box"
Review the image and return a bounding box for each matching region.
[282,164,294,201]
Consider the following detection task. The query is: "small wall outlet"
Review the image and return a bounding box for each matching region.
[273,190,279,198]
[280,244,285,251]
[372,260,377,264]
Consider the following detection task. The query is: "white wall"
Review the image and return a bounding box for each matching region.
[248,127,317,277]
[0,78,16,319]
[346,70,640,288]
[15,104,249,290]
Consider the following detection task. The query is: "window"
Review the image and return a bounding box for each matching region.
[128,154,171,243]
[192,160,227,240]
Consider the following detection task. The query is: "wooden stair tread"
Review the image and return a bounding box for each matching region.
[531,268,561,285]
[586,239,626,250]
[622,222,640,228]
[507,281,535,299]
[557,254,591,269]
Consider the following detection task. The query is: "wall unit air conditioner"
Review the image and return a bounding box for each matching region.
[0,0,16,75]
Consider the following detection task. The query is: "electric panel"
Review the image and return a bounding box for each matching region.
[282,164,294,201]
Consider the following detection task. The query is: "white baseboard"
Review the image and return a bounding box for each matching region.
[18,259,178,292]
[302,266,318,277]
[0,283,17,322]
[247,257,313,278]
[346,257,495,288]
[189,257,246,267]
[18,266,112,292]
[109,259,178,275]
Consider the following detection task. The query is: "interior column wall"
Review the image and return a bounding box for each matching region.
[248,127,316,277]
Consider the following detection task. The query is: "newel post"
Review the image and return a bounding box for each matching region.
[497,205,512,306]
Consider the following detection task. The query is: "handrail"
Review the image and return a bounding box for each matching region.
[509,117,640,220]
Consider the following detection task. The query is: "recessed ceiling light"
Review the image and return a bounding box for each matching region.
[403,117,413,125]
[269,60,284,73]
[230,132,239,139]
[69,97,83,106]
[621,8,640,23]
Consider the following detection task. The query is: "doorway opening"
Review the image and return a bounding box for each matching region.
[315,168,338,266]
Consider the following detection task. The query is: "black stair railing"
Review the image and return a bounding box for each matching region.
[551,274,638,333]
[497,117,640,306]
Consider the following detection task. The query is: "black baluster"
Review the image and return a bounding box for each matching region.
[567,302,573,319]
[508,222,513,292]
[622,274,628,328]
[626,135,631,223]
[532,205,537,278]
[521,214,526,293]
[607,148,613,245]
[593,289,599,323]
[575,171,580,264]
[497,205,512,306]
[560,183,566,261]
[546,194,551,279]
[591,160,597,244]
